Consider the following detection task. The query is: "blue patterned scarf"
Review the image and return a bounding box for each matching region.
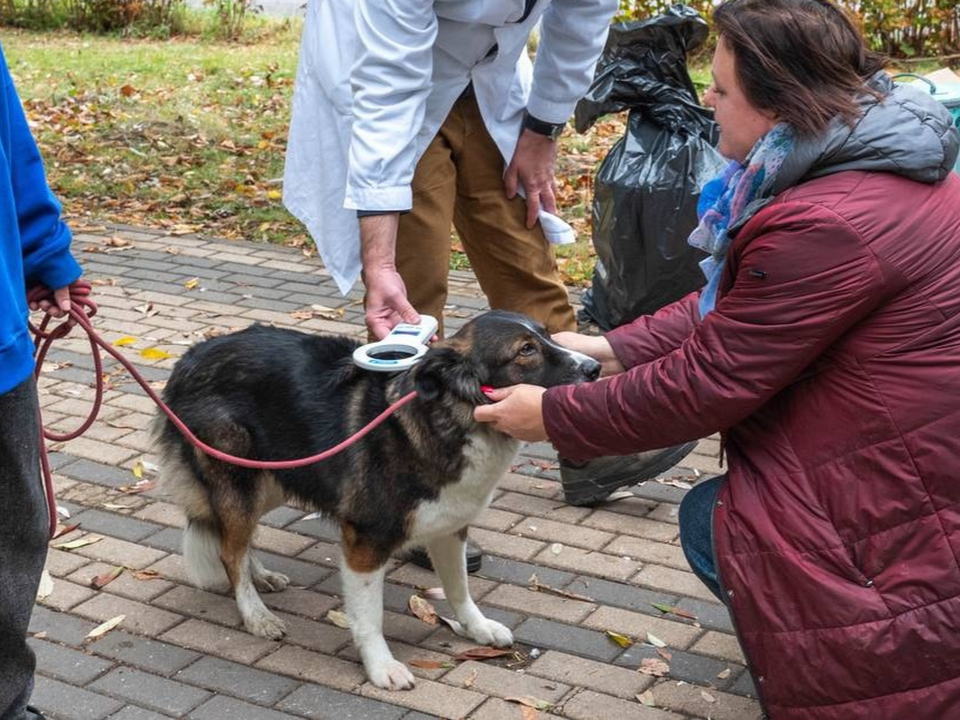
[690,123,796,317]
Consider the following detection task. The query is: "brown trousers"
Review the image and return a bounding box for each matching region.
[395,92,576,336]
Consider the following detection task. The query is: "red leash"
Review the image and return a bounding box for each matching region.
[29,281,418,539]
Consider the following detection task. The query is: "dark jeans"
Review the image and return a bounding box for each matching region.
[0,376,48,720]
[678,474,726,603]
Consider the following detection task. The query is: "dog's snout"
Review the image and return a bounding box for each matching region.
[582,358,601,382]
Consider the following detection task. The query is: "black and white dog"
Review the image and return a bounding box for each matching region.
[153,311,599,690]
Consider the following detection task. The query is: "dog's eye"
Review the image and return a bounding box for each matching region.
[518,342,538,357]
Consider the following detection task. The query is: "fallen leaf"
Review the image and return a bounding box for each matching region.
[452,647,514,661]
[118,479,155,494]
[646,632,667,648]
[51,522,81,539]
[528,577,594,603]
[184,277,200,290]
[132,461,144,479]
[104,236,131,248]
[113,336,137,347]
[408,658,453,669]
[52,534,103,550]
[408,595,439,625]
[85,614,125,641]
[131,569,160,581]
[119,84,136,97]
[521,708,538,720]
[462,668,478,688]
[605,630,633,648]
[139,347,172,361]
[32,631,47,639]
[639,657,670,677]
[326,609,351,629]
[505,696,553,711]
[701,690,716,703]
[651,602,697,620]
[36,569,54,600]
[717,668,732,679]
[91,566,124,589]
[657,647,673,661]
[636,690,656,707]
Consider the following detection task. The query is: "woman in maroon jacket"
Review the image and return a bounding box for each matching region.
[476,0,960,716]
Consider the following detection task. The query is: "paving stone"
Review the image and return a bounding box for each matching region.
[175,655,300,705]
[278,684,407,720]
[632,564,720,603]
[494,473,562,499]
[256,645,366,691]
[161,619,280,665]
[510,516,614,551]
[605,535,688,570]
[473,555,575,589]
[29,638,114,684]
[727,668,758,698]
[67,562,176,603]
[490,492,590,524]
[44,547,92,578]
[645,503,680,526]
[107,705,172,720]
[57,436,141,465]
[472,507,523,532]
[261,505,307,528]
[582,605,702,650]
[512,616,623,663]
[256,550,332,587]
[31,675,124,720]
[29,606,99,646]
[90,630,202,675]
[482,584,596,624]
[533,545,641,583]
[72,535,168,570]
[59,458,138,488]
[267,611,353,654]
[527,650,654,699]
[647,680,763,720]
[254,525,317,556]
[561,689,683,720]
[467,697,530,720]
[564,576,679,615]
[443,661,570,703]
[388,563,496,601]
[337,640,455,682]
[152,584,244,627]
[360,677,486,719]
[582,510,679,543]
[261,586,340,620]
[70,508,164,543]
[132,501,185,527]
[38,577,98,611]
[73,593,185,637]
[616,644,740,690]
[468,527,545,561]
[139,526,182,553]
[674,597,734,634]
[89,667,211,716]
[190,695,302,720]
[689,630,747,664]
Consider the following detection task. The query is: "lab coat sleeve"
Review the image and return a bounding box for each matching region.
[345,0,438,212]
[527,0,619,124]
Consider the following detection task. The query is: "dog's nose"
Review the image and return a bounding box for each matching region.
[582,358,601,382]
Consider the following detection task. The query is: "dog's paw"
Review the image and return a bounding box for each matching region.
[253,569,290,593]
[467,617,513,647]
[244,609,286,639]
[368,658,416,691]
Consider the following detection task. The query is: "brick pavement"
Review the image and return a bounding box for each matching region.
[29,225,761,719]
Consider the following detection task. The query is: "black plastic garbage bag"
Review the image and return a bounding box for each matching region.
[576,5,726,330]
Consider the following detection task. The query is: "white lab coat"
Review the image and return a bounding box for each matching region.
[283,0,618,293]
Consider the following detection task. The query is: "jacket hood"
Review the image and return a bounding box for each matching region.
[775,71,960,192]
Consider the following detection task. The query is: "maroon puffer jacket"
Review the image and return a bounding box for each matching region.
[544,169,960,717]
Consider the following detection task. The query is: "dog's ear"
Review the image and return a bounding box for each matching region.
[413,346,481,403]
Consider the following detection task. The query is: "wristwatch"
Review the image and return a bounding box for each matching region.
[522,110,565,141]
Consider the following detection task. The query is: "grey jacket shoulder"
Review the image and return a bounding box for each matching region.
[776,71,960,192]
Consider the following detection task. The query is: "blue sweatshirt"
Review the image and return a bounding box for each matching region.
[0,40,82,395]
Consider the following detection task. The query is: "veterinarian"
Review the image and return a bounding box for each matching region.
[475,0,960,715]
[0,41,82,720]
[283,0,698,567]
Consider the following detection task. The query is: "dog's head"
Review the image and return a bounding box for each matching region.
[412,311,601,403]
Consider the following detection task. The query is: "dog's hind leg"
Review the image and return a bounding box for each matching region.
[249,553,289,593]
[182,517,229,592]
[341,522,414,690]
[219,510,287,639]
[427,529,512,647]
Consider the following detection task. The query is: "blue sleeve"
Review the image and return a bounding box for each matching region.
[2,47,82,290]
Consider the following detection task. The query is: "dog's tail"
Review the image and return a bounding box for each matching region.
[183,518,229,591]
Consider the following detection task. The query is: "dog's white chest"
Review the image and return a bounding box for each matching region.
[406,432,518,546]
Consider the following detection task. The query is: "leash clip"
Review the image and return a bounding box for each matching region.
[352,315,438,372]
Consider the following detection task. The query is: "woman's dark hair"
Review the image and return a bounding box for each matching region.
[713,0,887,137]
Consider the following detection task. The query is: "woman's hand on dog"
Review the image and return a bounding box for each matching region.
[552,332,625,376]
[474,384,548,441]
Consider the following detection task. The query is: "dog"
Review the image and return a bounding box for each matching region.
[153,310,600,690]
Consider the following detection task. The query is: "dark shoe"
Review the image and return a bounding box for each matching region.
[26,707,47,720]
[409,539,483,574]
[560,441,699,506]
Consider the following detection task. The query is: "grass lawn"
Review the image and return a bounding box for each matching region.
[3,21,706,286]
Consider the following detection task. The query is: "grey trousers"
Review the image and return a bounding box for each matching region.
[0,376,48,720]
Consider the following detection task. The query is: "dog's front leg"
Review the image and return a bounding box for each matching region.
[340,559,415,691]
[427,529,513,647]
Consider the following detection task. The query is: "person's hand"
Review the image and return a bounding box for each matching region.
[362,266,420,340]
[552,331,625,376]
[28,284,72,319]
[474,384,548,442]
[504,129,559,229]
